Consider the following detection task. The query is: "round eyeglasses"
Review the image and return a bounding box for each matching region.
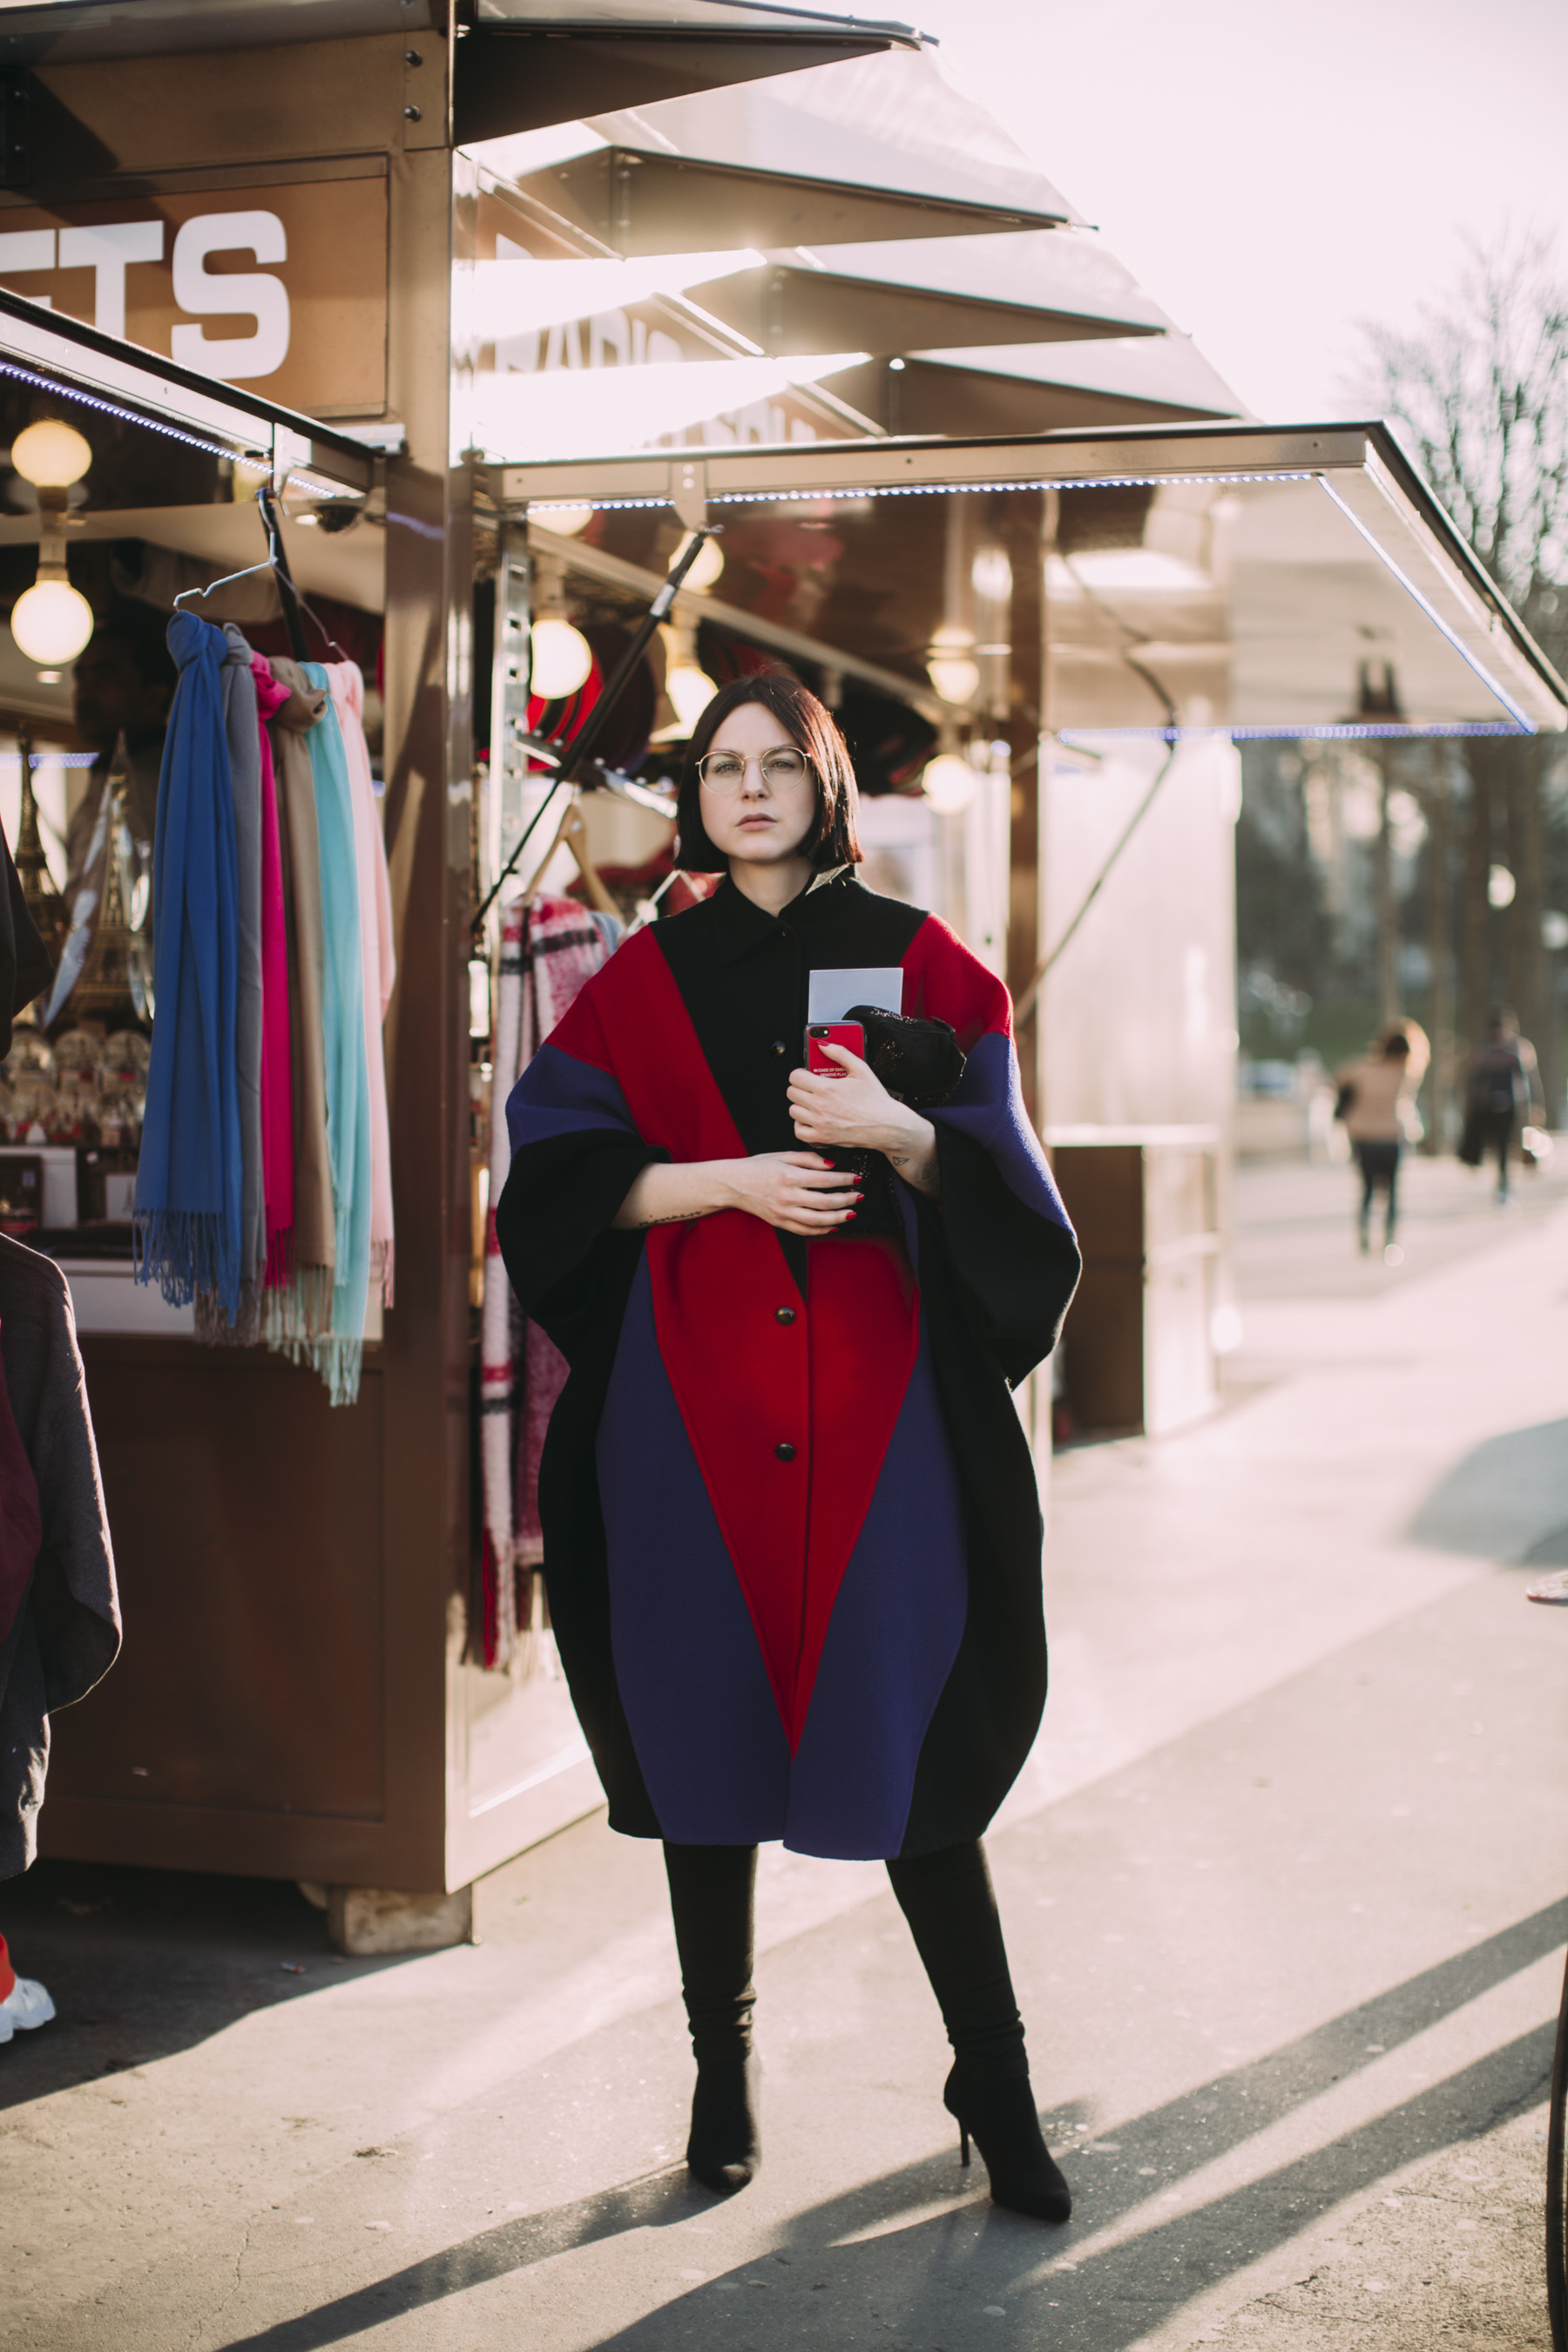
[696,747,813,794]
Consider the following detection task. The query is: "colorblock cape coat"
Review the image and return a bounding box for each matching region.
[497,873,1080,1860]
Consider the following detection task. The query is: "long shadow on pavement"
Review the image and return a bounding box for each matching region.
[0,1859,407,2115]
[213,1897,1568,2350]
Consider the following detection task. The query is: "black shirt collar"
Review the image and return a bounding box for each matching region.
[705,869,860,964]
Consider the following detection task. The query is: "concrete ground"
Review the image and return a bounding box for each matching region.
[5,1150,1568,2350]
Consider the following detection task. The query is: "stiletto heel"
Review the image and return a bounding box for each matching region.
[943,2067,1071,2222]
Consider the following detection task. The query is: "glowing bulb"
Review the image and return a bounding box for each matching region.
[529,614,593,700]
[667,659,717,734]
[928,655,980,705]
[11,579,94,665]
[670,531,725,591]
[10,419,91,488]
[922,754,977,815]
[1489,863,1517,909]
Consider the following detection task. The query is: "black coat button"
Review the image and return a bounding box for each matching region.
[774,1442,796,1461]
[774,1307,795,1324]
[772,1040,787,1055]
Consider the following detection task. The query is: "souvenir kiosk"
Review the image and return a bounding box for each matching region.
[1,2,1561,1947]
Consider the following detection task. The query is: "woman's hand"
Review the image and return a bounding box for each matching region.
[787,1049,942,1197]
[613,1152,859,1235]
[723,1151,862,1235]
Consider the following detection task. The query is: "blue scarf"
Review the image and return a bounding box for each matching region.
[303,666,371,1405]
[133,614,242,1315]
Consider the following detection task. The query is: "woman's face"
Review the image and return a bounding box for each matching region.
[698,699,818,870]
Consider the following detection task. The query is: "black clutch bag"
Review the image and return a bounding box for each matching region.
[821,1009,966,1237]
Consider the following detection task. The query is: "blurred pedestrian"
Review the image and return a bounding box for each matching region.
[1459,1008,1543,1204]
[1335,1020,1429,1261]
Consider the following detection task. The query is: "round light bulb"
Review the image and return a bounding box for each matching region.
[529,614,593,700]
[11,579,94,665]
[667,659,717,734]
[922,753,977,815]
[11,419,92,489]
[670,531,725,592]
[927,654,981,706]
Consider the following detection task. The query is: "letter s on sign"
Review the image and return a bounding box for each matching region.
[170,212,290,379]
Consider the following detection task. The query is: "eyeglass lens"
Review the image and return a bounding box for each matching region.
[698,749,810,792]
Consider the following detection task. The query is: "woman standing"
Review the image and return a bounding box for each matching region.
[497,677,1081,2218]
[1335,1021,1428,1260]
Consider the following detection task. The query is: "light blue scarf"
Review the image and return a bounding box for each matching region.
[133,614,242,1315]
[302,666,371,1404]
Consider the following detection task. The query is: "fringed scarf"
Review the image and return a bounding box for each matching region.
[133,613,242,1315]
[324,662,395,1308]
[298,675,369,1404]
[479,891,613,1668]
[250,657,294,1288]
[261,660,335,1348]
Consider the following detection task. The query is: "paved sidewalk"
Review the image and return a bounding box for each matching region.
[3,1164,1566,2349]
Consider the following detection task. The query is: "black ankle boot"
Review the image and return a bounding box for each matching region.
[943,2066,1071,2222]
[687,2053,760,2194]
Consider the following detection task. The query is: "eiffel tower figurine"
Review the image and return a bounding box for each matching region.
[11,722,65,963]
[68,735,145,1033]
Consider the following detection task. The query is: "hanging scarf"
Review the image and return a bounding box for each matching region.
[133,613,242,1315]
[324,662,395,1307]
[263,659,334,1337]
[479,891,612,1666]
[301,670,370,1405]
[220,626,266,1301]
[481,898,527,1664]
[251,657,294,1288]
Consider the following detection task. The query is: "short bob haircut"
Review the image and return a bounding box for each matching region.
[675,673,863,875]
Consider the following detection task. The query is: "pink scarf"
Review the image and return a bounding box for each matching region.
[251,656,294,1288]
[324,664,395,1307]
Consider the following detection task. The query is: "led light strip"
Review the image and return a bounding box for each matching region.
[1315,473,1535,733]
[0,749,98,765]
[0,359,358,504]
[526,470,1320,516]
[706,470,1319,504]
[1056,720,1528,745]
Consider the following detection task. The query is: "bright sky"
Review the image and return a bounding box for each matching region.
[912,0,1568,423]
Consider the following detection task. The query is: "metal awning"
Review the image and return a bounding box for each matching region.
[0,0,923,111]
[456,1,923,140]
[0,290,372,502]
[816,330,1247,436]
[680,256,1157,359]
[0,288,382,727]
[494,422,1568,738]
[479,49,1078,254]
[679,226,1169,359]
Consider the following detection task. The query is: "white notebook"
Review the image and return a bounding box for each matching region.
[807,967,904,1023]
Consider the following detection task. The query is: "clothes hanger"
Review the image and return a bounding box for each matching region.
[558,804,618,919]
[253,483,349,665]
[172,558,278,612]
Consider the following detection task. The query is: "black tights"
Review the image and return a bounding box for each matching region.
[663,1838,1026,2085]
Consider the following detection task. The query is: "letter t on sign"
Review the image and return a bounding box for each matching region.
[57,221,163,339]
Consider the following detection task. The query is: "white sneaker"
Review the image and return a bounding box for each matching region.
[0,1976,56,2041]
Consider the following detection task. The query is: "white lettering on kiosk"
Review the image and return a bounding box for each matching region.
[59,221,164,339]
[170,212,290,378]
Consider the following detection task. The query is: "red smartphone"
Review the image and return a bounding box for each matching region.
[806,1021,865,1075]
